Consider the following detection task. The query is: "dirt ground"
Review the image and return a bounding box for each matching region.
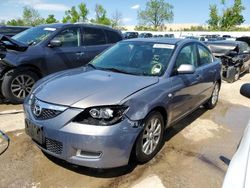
[0,74,250,188]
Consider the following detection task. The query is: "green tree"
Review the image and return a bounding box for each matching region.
[22,6,44,26]
[207,0,245,31]
[91,4,111,25]
[207,4,220,30]
[7,19,25,26]
[138,0,174,30]
[62,6,80,23]
[111,10,122,28]
[78,2,88,22]
[221,0,245,30]
[62,3,88,23]
[45,14,58,24]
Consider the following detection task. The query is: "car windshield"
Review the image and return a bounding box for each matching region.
[90,41,175,76]
[12,26,57,45]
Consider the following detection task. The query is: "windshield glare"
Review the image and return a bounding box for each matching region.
[12,26,57,45]
[90,42,175,76]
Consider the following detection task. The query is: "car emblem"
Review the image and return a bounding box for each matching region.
[33,101,42,117]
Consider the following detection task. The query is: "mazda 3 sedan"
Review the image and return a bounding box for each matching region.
[24,38,221,168]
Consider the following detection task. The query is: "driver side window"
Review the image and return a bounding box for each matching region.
[53,27,81,47]
[173,44,197,73]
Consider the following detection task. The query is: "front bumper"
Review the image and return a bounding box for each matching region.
[23,101,142,168]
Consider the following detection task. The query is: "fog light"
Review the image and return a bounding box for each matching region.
[76,149,102,159]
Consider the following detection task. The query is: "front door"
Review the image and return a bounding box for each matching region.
[44,27,84,74]
[169,44,204,122]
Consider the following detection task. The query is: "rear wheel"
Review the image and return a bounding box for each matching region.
[135,111,165,163]
[1,69,39,104]
[228,67,240,83]
[204,82,220,109]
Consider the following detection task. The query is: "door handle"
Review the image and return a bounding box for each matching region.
[76,52,85,56]
[196,74,202,80]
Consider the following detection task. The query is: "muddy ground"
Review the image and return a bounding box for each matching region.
[0,74,250,188]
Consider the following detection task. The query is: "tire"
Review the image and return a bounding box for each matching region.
[1,69,39,104]
[135,111,165,163]
[228,67,240,83]
[204,82,220,109]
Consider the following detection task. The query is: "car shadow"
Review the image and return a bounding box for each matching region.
[43,151,138,178]
[164,107,207,142]
[43,107,208,178]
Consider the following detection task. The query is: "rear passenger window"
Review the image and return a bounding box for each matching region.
[105,30,122,43]
[198,45,213,66]
[53,27,81,47]
[83,27,106,46]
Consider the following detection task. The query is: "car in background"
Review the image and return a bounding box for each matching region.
[0,23,122,103]
[222,83,250,188]
[123,32,138,39]
[153,34,163,38]
[139,32,153,38]
[24,38,221,168]
[0,26,30,37]
[206,40,250,83]
[237,36,250,46]
[164,34,175,38]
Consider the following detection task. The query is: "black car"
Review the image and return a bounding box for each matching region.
[206,40,250,83]
[0,26,30,37]
[139,33,153,38]
[123,32,138,39]
[0,23,122,103]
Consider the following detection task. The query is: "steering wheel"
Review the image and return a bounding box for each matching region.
[151,63,163,75]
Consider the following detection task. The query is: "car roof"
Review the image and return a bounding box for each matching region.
[206,40,245,46]
[123,38,188,45]
[37,23,118,31]
[0,25,31,28]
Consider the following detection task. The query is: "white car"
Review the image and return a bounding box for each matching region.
[223,84,250,188]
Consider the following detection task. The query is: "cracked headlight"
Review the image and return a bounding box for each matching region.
[73,106,129,126]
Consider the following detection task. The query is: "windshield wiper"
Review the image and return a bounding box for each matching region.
[101,67,133,75]
[87,63,97,69]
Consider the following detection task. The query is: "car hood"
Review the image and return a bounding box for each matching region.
[34,68,159,108]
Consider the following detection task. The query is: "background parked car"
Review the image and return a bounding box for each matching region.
[206,40,250,83]
[0,26,30,37]
[0,23,122,103]
[139,32,153,38]
[123,32,138,39]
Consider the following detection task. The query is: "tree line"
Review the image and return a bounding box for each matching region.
[1,0,247,31]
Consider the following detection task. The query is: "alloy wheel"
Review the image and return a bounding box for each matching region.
[142,117,162,155]
[212,83,219,105]
[10,75,35,99]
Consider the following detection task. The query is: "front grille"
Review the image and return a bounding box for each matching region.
[30,98,67,120]
[31,105,61,120]
[45,138,63,155]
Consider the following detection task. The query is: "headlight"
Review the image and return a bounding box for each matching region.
[73,106,129,126]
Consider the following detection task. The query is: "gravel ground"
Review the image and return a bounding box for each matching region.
[0,74,249,188]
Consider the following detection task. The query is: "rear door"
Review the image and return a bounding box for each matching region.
[197,44,217,100]
[169,43,204,122]
[81,27,111,64]
[44,26,83,74]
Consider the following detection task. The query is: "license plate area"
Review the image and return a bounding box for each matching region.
[25,120,44,145]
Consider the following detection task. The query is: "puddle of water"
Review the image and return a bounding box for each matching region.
[202,100,250,131]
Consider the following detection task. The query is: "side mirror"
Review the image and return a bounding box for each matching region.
[240,84,250,98]
[49,39,62,48]
[177,64,195,74]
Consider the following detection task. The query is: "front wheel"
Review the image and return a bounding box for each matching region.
[204,82,220,109]
[135,111,165,163]
[1,69,39,104]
